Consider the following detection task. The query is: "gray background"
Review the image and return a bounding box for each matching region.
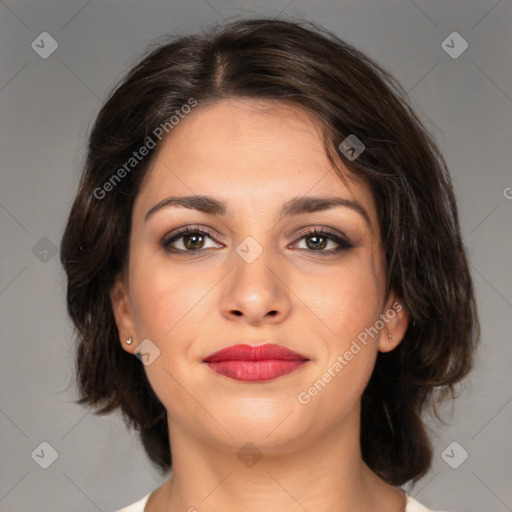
[0,1,511,511]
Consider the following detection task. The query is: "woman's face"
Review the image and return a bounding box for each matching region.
[112,98,407,453]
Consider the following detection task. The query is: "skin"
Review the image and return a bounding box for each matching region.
[111,98,409,512]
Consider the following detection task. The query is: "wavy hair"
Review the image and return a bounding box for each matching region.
[60,17,479,485]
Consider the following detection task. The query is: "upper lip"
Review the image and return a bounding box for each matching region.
[203,343,308,362]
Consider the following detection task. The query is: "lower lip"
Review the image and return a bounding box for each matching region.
[205,360,308,382]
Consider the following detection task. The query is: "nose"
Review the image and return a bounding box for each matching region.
[220,239,292,326]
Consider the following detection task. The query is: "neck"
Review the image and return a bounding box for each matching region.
[151,409,405,512]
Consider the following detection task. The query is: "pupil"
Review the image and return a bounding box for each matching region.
[307,235,326,250]
[185,234,203,249]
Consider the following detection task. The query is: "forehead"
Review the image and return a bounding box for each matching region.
[135,98,377,227]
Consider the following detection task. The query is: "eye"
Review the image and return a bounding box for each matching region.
[161,226,354,255]
[293,227,354,254]
[161,226,222,253]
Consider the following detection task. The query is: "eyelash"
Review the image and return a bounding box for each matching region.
[161,226,354,255]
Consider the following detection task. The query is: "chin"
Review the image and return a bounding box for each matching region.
[207,401,312,447]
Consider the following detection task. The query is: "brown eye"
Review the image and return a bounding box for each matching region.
[182,233,205,250]
[294,228,354,254]
[305,234,328,250]
[162,227,222,253]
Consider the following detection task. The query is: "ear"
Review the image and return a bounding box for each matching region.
[110,274,138,354]
[378,291,409,353]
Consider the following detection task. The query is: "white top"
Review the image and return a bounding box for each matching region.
[114,491,452,511]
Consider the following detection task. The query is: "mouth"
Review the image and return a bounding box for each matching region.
[203,343,309,382]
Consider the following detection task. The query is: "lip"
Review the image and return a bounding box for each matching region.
[203,343,309,382]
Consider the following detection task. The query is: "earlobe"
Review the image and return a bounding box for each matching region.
[378,295,409,353]
[110,276,137,353]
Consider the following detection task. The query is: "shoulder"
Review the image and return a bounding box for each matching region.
[405,493,455,512]
[112,492,151,512]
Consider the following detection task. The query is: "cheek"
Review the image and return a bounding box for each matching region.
[129,254,207,341]
[128,260,209,418]
[292,254,383,342]
[125,245,385,441]
[290,255,383,403]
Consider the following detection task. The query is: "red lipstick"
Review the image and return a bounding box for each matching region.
[203,344,309,382]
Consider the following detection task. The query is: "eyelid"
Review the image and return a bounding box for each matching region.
[290,226,354,252]
[293,225,350,242]
[161,224,354,253]
[161,225,222,249]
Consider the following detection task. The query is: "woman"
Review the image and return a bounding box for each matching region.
[60,17,479,512]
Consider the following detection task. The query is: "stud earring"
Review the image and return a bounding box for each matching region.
[388,332,392,343]
[126,337,132,345]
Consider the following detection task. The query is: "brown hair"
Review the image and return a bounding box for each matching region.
[60,17,479,485]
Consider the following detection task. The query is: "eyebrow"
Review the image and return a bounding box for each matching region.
[144,194,372,227]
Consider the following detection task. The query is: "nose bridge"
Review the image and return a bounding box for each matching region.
[231,203,275,268]
[233,232,279,293]
[221,230,290,323]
